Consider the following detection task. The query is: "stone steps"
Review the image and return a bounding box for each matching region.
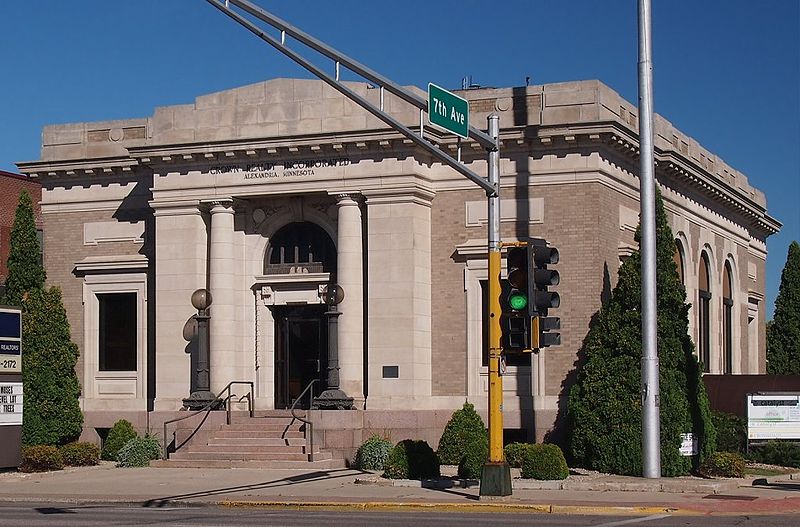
[157,413,343,469]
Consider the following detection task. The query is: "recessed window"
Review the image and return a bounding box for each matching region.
[723,263,733,374]
[98,293,137,371]
[698,253,711,373]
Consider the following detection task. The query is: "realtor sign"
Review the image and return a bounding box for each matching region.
[747,393,800,440]
[0,308,21,374]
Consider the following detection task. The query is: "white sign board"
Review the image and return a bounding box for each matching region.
[0,382,23,426]
[747,393,800,440]
[680,433,698,456]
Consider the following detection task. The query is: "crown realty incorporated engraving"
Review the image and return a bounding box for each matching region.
[209,157,351,180]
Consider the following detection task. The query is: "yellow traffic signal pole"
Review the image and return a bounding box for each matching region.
[480,114,512,496]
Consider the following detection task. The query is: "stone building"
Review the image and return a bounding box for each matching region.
[17,79,780,450]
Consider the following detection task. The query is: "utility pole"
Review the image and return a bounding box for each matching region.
[638,0,661,479]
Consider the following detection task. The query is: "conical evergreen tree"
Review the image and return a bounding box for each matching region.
[567,190,715,476]
[767,241,800,374]
[2,190,45,306]
[21,287,83,446]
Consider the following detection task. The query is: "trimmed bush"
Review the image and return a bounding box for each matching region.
[437,402,487,466]
[60,442,100,466]
[567,191,716,476]
[521,443,569,480]
[116,435,161,468]
[19,445,64,473]
[457,436,488,479]
[20,287,83,447]
[504,442,532,468]
[383,440,440,480]
[712,411,747,454]
[748,441,800,468]
[699,452,745,478]
[355,435,392,471]
[102,420,138,461]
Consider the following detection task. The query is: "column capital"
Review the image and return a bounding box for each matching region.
[204,199,235,214]
[335,193,363,206]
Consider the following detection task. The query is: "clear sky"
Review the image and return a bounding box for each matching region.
[1,1,797,317]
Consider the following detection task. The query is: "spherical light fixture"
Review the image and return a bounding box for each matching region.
[191,288,212,310]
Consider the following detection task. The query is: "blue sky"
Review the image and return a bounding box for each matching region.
[1,1,797,317]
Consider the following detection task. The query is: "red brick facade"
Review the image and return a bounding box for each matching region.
[0,170,41,285]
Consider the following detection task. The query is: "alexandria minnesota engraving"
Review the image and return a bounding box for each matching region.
[209,157,351,180]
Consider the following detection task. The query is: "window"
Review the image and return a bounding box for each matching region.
[98,292,137,371]
[265,222,336,275]
[673,240,685,286]
[723,263,733,374]
[698,253,711,373]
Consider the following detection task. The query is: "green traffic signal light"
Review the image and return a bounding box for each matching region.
[508,291,528,311]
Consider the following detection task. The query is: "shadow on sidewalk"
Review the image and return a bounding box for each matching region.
[752,479,800,492]
[142,468,359,507]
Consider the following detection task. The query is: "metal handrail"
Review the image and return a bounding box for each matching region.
[287,379,318,462]
[161,381,254,460]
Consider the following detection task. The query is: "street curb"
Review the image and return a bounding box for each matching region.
[217,499,679,515]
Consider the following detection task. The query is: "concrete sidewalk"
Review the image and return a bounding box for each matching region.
[2,463,800,516]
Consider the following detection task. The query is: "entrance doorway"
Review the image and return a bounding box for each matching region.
[273,305,328,409]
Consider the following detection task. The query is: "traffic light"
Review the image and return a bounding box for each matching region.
[528,238,561,350]
[501,247,530,351]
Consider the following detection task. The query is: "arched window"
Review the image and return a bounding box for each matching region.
[723,262,733,374]
[698,253,712,373]
[673,239,685,286]
[265,222,337,276]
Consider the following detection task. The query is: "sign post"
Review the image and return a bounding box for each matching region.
[0,307,23,469]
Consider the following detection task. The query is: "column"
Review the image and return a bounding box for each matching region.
[336,194,364,404]
[209,200,236,394]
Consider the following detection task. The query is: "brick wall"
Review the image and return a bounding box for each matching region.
[0,171,41,283]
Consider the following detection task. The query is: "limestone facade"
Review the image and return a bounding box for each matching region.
[17,79,780,444]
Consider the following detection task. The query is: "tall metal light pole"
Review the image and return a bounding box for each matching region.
[638,0,661,478]
[480,114,512,496]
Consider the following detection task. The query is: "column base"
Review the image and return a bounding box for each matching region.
[312,389,355,410]
[479,462,513,496]
[182,391,223,411]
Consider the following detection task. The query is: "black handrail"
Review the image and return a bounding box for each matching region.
[161,381,254,460]
[287,379,318,462]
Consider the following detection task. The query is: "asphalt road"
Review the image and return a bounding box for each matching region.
[0,504,793,527]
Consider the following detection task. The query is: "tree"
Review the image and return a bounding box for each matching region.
[767,241,800,374]
[21,287,83,446]
[2,190,45,306]
[567,190,715,476]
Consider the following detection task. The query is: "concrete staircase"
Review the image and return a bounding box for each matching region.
[152,411,345,469]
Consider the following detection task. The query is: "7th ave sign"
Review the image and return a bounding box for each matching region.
[428,83,469,139]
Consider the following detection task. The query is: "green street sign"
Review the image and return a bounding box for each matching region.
[428,83,469,139]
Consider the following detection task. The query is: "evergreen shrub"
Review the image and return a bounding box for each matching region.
[102,420,138,461]
[748,441,800,468]
[60,442,100,466]
[521,443,569,480]
[567,191,716,476]
[767,241,800,374]
[116,436,161,468]
[712,411,747,453]
[437,402,487,465]
[698,452,745,478]
[383,440,440,479]
[1,190,46,306]
[504,442,532,468]
[19,445,64,473]
[20,287,83,446]
[457,435,488,479]
[355,434,392,471]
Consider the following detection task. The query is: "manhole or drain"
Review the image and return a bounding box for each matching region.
[702,494,758,501]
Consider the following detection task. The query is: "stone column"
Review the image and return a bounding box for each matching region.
[335,194,364,404]
[209,200,236,394]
